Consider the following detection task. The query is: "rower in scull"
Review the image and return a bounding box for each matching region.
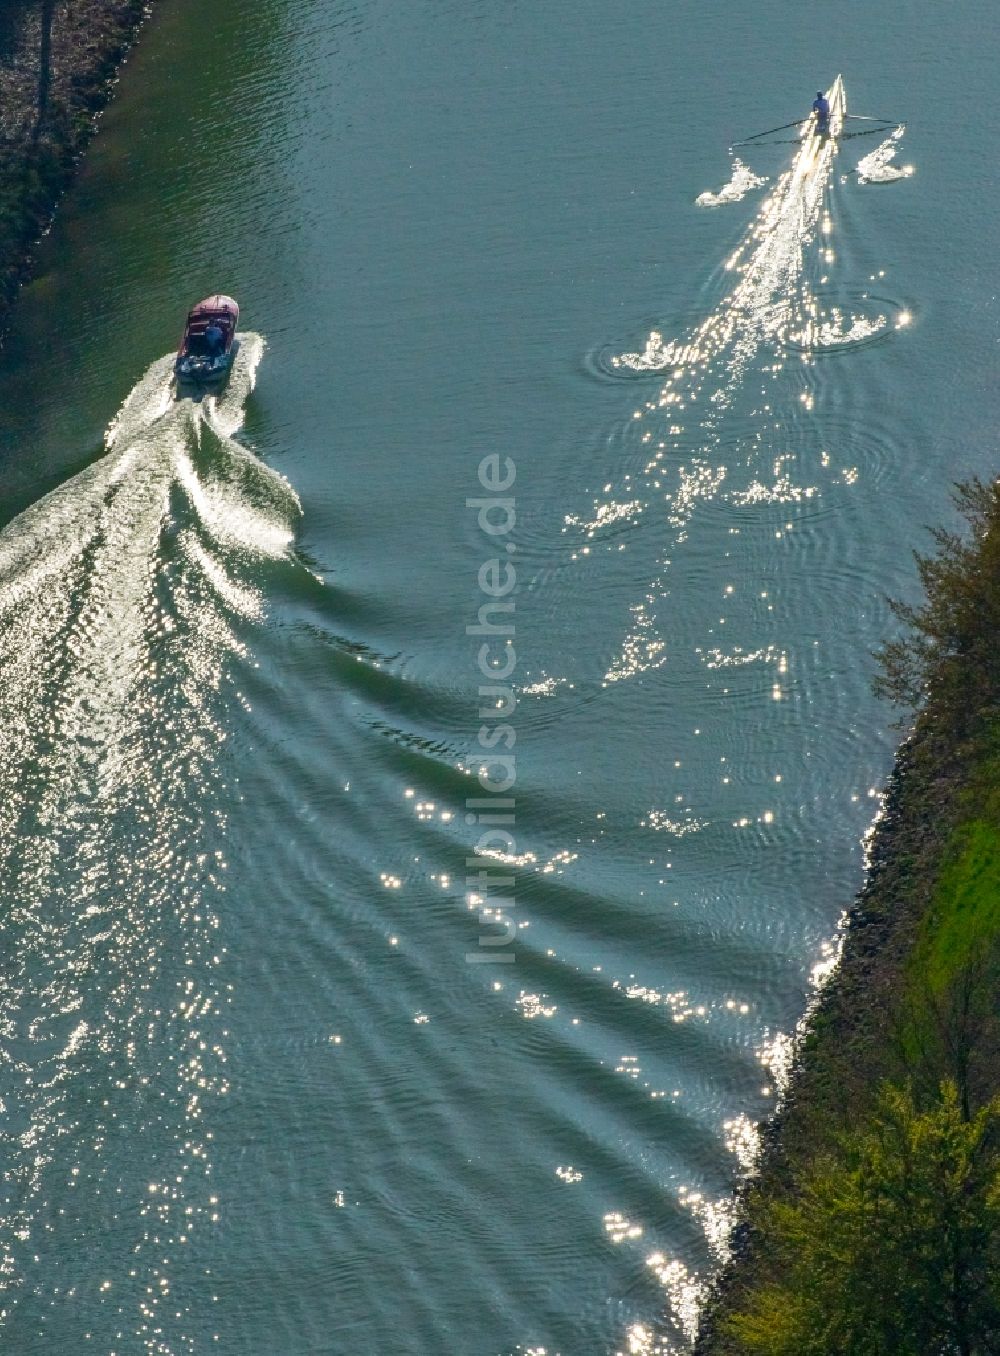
[812,90,831,135]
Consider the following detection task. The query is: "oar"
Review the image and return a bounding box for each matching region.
[730,117,805,148]
[752,128,902,147]
[841,126,903,141]
[733,119,905,150]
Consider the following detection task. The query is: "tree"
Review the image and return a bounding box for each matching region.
[898,950,1000,1125]
[726,1081,1000,1355]
[875,478,1000,736]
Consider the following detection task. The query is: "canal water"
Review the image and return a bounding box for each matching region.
[0,1,996,1352]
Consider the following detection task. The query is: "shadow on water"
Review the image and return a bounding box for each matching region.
[0,0,35,64]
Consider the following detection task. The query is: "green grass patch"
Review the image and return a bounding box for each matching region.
[916,817,1000,993]
[905,745,1000,1002]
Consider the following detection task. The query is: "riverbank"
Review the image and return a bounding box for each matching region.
[0,0,152,334]
[695,479,1000,1353]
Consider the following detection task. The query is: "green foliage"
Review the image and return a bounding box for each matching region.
[915,820,1000,994]
[890,754,1000,1119]
[707,486,1000,1355]
[875,477,1000,733]
[726,1082,1000,1356]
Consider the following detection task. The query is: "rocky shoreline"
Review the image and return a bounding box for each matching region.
[694,735,927,1349]
[0,0,154,335]
[695,478,1000,1352]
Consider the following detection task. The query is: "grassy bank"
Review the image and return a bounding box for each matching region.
[696,479,1000,1355]
[0,0,152,332]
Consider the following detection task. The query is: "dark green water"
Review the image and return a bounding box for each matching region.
[0,2,996,1352]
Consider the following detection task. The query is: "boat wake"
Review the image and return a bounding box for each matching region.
[590,80,854,686]
[0,338,298,1350]
[695,157,767,208]
[855,125,912,184]
[554,81,912,1352]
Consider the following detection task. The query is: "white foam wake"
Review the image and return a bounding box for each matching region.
[856,126,912,184]
[597,88,846,683]
[0,337,297,1350]
[790,306,888,349]
[696,157,768,208]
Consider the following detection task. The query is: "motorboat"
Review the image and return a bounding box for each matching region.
[175,295,239,384]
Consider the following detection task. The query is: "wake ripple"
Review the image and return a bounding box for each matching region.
[0,338,298,1351]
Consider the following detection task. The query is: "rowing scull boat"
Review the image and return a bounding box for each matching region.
[732,76,900,151]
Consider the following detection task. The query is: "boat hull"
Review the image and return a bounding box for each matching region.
[175,348,236,386]
[795,75,846,181]
[175,294,240,387]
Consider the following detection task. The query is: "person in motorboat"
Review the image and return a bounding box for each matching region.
[812,91,830,132]
[204,320,225,358]
[175,296,239,384]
